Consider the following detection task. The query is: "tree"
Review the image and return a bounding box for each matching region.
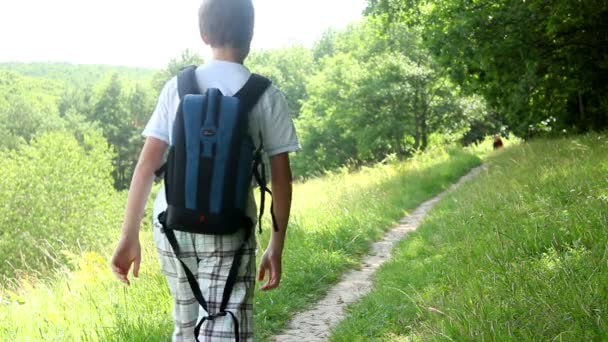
[0,71,64,149]
[0,130,120,278]
[293,19,468,176]
[247,46,315,117]
[367,0,608,136]
[312,28,339,61]
[151,49,205,93]
[294,53,362,176]
[89,73,154,189]
[129,83,156,128]
[58,85,94,118]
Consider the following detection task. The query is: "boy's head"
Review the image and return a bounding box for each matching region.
[199,0,254,61]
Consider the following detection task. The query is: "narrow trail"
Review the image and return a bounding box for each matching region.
[273,165,487,342]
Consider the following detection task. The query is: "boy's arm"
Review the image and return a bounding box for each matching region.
[258,152,293,291]
[111,137,167,285]
[120,137,167,237]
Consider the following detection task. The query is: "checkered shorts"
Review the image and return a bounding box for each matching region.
[153,221,256,342]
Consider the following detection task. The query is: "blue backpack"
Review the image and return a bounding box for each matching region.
[156,66,276,341]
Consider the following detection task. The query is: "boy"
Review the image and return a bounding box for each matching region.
[110,0,300,340]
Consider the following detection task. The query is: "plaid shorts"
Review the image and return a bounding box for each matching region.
[153,221,256,342]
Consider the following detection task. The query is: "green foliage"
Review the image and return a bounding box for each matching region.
[58,85,95,118]
[0,62,154,89]
[332,134,608,341]
[151,49,204,93]
[0,148,479,341]
[129,83,156,128]
[294,19,475,177]
[88,73,155,189]
[0,131,122,280]
[1,64,157,190]
[0,71,64,149]
[460,95,506,146]
[247,46,314,117]
[367,0,608,136]
[294,53,363,175]
[312,28,339,61]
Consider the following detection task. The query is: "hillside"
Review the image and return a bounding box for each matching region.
[0,148,480,341]
[0,62,155,88]
[333,134,608,341]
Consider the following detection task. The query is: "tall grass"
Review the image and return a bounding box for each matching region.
[0,148,480,341]
[331,134,608,341]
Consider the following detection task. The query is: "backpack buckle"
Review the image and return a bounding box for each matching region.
[206,311,228,321]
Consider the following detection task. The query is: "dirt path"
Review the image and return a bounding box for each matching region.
[272,165,487,342]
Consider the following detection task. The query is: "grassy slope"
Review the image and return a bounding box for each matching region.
[0,149,479,341]
[331,134,608,341]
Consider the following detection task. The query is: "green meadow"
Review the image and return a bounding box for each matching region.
[0,147,480,341]
[331,134,608,341]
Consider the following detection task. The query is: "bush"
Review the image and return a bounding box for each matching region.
[0,131,123,280]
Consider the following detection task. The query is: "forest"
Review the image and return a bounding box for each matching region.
[1,0,606,340]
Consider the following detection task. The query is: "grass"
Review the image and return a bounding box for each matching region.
[0,147,480,341]
[330,134,608,341]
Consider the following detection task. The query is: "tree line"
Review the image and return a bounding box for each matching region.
[4,0,604,185]
[0,19,493,184]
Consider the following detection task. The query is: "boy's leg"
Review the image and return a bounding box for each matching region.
[194,229,256,342]
[155,221,257,342]
[153,222,201,342]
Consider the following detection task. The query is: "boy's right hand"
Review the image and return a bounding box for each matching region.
[111,235,141,286]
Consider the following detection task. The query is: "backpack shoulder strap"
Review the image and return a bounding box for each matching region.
[177,65,200,100]
[235,74,279,234]
[155,66,199,178]
[234,73,272,114]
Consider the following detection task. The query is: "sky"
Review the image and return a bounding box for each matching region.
[0,0,367,69]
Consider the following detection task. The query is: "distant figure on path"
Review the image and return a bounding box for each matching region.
[493,134,504,150]
[110,1,301,340]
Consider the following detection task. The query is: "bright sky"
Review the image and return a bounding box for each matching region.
[0,0,366,69]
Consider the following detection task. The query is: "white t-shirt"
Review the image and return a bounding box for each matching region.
[143,59,301,224]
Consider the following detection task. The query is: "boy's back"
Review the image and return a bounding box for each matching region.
[111,1,299,340]
[144,60,300,226]
[141,60,299,341]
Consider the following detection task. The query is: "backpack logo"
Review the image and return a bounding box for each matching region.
[202,129,215,137]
